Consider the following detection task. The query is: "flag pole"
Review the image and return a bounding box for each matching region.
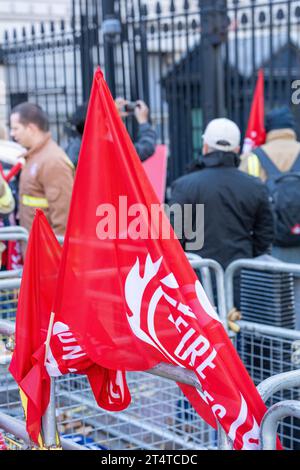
[44,311,55,365]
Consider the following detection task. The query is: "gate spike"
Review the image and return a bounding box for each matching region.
[241,13,248,25]
[183,0,189,11]
[170,0,175,13]
[156,1,162,15]
[258,11,266,23]
[276,8,285,20]
[141,4,148,17]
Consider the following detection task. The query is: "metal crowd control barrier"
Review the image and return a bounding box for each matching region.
[257,370,300,403]
[188,257,227,329]
[223,258,300,450]
[0,227,63,247]
[218,369,300,450]
[0,226,28,236]
[186,253,215,306]
[0,262,221,450]
[0,232,28,244]
[0,270,22,279]
[258,370,300,450]
[261,401,300,450]
[225,257,300,315]
[3,258,300,450]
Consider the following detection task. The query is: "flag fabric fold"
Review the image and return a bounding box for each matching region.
[50,67,274,450]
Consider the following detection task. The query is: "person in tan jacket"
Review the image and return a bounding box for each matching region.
[240,106,300,181]
[240,106,300,265]
[10,102,74,237]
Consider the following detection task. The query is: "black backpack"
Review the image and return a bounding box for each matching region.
[253,148,300,247]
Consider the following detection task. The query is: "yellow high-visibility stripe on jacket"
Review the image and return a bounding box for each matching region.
[247,153,260,177]
[22,195,49,208]
[0,181,15,214]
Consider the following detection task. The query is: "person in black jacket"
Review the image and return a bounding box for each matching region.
[169,118,274,270]
[64,102,87,167]
[115,98,157,161]
[65,99,157,167]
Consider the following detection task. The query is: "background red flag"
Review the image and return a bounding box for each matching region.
[52,68,273,449]
[243,69,266,153]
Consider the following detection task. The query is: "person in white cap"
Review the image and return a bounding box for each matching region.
[169,117,274,306]
[202,117,241,154]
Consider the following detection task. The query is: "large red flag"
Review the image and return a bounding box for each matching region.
[10,210,130,445]
[51,68,273,450]
[243,69,266,153]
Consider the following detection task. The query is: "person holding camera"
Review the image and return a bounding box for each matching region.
[65,98,157,166]
[114,98,157,162]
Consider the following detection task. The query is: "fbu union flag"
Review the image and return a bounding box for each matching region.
[49,68,274,450]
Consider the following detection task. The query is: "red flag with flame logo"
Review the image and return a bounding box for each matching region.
[50,68,275,450]
[10,210,130,445]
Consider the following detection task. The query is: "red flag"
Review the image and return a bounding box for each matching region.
[45,318,130,412]
[6,240,23,270]
[243,69,266,153]
[9,209,130,444]
[9,210,57,445]
[4,161,23,183]
[51,68,274,450]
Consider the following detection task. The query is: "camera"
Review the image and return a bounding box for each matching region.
[124,101,138,113]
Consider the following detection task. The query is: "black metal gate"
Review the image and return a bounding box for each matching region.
[1,0,300,182]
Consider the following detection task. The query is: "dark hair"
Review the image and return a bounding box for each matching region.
[11,102,49,132]
[70,102,88,136]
